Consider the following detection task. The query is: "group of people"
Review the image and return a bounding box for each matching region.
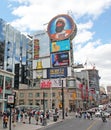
[75,110,93,120]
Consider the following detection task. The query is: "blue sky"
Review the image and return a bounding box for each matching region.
[0,0,111,87]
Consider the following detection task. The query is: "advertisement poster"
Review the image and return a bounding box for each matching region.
[34,39,39,59]
[50,39,70,53]
[47,67,67,78]
[47,14,77,41]
[40,79,66,88]
[51,52,69,67]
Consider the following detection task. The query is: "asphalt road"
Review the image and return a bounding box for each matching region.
[43,117,111,130]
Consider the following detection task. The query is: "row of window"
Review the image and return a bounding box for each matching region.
[19,92,60,98]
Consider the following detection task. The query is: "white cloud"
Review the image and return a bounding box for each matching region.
[9,0,111,32]
[74,41,111,86]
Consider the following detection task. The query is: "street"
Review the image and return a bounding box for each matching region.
[43,117,111,130]
[0,111,111,130]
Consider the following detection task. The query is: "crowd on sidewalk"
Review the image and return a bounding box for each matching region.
[0,107,65,129]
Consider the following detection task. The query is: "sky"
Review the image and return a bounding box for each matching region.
[0,0,111,88]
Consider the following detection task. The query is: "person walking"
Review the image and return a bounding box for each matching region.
[3,114,8,128]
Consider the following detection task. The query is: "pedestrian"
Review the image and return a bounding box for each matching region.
[3,114,8,128]
[40,114,43,123]
[35,111,39,125]
[75,111,78,118]
[28,111,32,124]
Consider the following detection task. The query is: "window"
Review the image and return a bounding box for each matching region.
[35,93,40,97]
[35,100,40,105]
[28,100,33,105]
[19,100,24,105]
[20,93,24,98]
[28,93,33,98]
[52,92,55,97]
[44,93,48,97]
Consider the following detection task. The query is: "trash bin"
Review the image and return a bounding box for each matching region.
[53,114,57,122]
[42,118,47,126]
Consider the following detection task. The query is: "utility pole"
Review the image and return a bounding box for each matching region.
[61,80,65,119]
[43,91,45,118]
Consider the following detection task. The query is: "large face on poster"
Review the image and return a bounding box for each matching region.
[47,67,67,78]
[47,14,77,41]
[51,52,69,67]
[50,39,70,53]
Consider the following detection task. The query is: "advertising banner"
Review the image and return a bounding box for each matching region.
[40,78,66,88]
[34,30,50,57]
[51,52,69,67]
[47,67,67,78]
[34,39,39,59]
[50,39,70,53]
[33,57,50,69]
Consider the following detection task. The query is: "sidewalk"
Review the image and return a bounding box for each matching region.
[0,112,75,130]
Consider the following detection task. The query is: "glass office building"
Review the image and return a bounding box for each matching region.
[0,18,32,89]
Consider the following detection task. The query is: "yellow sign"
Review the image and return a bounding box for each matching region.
[72,92,76,99]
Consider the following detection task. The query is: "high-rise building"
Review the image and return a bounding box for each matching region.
[0,18,32,89]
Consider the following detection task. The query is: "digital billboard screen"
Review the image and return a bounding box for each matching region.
[51,52,69,67]
[47,67,67,78]
[50,39,70,53]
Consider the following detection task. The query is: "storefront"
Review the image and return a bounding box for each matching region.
[0,69,14,113]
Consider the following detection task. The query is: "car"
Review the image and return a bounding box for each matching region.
[104,111,110,118]
[95,111,101,117]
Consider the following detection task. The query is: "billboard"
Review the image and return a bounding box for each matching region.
[34,39,39,59]
[47,14,77,41]
[33,57,50,69]
[40,78,66,88]
[47,67,67,78]
[33,69,47,79]
[51,52,69,67]
[50,39,70,53]
[34,30,50,57]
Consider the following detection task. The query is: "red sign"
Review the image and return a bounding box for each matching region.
[40,80,52,88]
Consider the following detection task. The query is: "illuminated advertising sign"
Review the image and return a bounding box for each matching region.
[47,14,77,41]
[47,67,67,78]
[50,39,70,53]
[51,52,69,67]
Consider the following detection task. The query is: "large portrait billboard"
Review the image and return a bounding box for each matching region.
[50,39,70,53]
[51,52,69,67]
[47,14,77,41]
